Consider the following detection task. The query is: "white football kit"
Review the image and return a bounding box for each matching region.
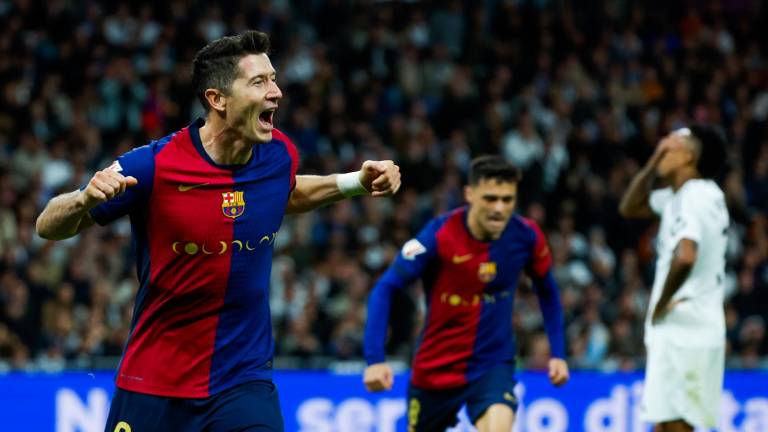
[643,179,729,428]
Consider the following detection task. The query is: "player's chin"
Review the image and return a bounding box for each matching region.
[485,219,507,233]
[252,128,273,143]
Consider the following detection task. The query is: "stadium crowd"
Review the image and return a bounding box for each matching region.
[0,0,767,372]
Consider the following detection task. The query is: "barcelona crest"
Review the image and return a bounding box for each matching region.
[478,262,497,283]
[222,191,246,219]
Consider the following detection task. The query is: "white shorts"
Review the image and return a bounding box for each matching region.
[642,337,725,428]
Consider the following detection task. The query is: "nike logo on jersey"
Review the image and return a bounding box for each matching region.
[503,392,517,403]
[452,254,474,264]
[178,183,210,192]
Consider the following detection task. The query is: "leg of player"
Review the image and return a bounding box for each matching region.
[103,388,178,432]
[206,380,284,431]
[406,384,467,432]
[465,362,519,432]
[473,403,515,432]
[655,420,694,432]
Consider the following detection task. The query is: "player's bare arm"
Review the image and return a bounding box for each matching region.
[548,358,570,387]
[363,362,394,392]
[36,168,138,240]
[651,238,697,324]
[285,160,401,214]
[618,142,671,219]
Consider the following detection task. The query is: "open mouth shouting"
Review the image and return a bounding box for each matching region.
[486,213,507,229]
[258,107,276,130]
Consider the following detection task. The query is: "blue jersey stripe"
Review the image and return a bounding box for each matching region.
[208,137,294,394]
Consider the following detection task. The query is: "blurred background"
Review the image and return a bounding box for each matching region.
[1,0,767,379]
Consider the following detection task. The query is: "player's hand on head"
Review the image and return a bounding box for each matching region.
[79,165,138,210]
[647,139,676,169]
[363,362,394,392]
[359,160,401,197]
[548,358,569,387]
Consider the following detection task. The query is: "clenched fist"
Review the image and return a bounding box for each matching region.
[363,362,394,392]
[548,358,570,387]
[78,165,138,210]
[359,160,401,197]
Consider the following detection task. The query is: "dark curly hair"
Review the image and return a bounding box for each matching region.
[468,155,522,185]
[689,125,728,181]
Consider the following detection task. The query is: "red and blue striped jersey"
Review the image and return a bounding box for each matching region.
[364,207,565,390]
[89,118,299,397]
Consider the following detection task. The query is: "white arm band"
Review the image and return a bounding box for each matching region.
[336,171,369,197]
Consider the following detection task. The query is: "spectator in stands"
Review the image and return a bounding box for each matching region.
[0,1,766,372]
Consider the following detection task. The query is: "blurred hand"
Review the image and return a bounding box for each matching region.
[363,362,394,392]
[651,298,687,325]
[359,160,401,197]
[645,137,681,171]
[548,358,569,387]
[645,143,669,170]
[78,165,138,210]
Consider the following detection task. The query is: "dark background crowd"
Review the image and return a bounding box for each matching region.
[0,0,766,373]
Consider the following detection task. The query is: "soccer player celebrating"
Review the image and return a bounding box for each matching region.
[619,126,728,432]
[363,156,568,432]
[36,30,400,432]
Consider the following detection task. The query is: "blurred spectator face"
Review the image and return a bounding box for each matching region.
[527,334,551,370]
[464,179,517,240]
[656,129,697,178]
[222,54,283,143]
[57,283,74,304]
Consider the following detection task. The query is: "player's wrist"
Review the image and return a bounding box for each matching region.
[364,353,386,366]
[75,189,97,211]
[336,171,369,197]
[639,164,656,178]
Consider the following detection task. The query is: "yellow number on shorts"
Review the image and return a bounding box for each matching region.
[114,421,132,432]
[408,398,421,432]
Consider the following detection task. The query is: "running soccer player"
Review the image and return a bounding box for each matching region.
[619,126,728,432]
[35,30,401,432]
[363,156,568,432]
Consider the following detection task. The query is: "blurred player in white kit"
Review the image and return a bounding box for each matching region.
[619,125,729,432]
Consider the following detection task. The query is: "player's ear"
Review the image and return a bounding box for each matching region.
[464,185,474,203]
[205,88,226,113]
[681,145,696,166]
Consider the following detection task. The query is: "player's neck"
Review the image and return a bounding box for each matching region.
[199,117,253,165]
[669,166,700,191]
[466,216,498,242]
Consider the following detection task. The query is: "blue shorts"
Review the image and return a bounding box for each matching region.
[406,362,519,432]
[104,380,283,432]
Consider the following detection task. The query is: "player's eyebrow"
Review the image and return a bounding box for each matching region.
[247,72,277,84]
[482,193,515,198]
